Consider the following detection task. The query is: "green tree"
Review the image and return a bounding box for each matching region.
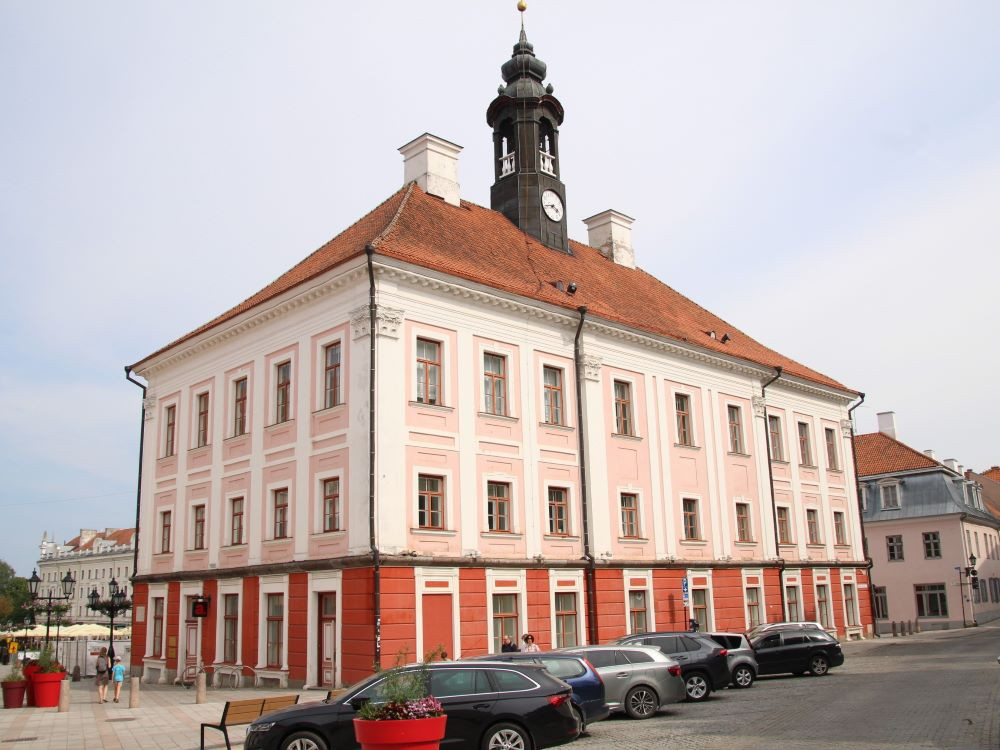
[0,561,31,630]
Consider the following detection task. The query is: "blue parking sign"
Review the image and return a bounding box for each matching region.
[681,576,689,602]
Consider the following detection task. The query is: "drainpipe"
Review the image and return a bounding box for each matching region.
[124,367,147,585]
[574,306,598,645]
[760,367,786,617]
[365,245,381,666]
[846,393,877,635]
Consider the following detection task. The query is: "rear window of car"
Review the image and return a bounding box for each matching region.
[490,668,537,692]
[809,632,836,643]
[679,636,704,652]
[540,658,586,679]
[583,650,624,668]
[646,636,680,654]
[622,649,654,664]
[430,669,493,697]
[782,634,809,645]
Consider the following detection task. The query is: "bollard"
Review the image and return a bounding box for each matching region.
[891,621,898,637]
[915,618,920,634]
[72,665,81,683]
[907,619,912,635]
[195,672,207,704]
[58,680,70,713]
[129,676,140,709]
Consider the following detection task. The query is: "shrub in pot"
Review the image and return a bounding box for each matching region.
[29,647,66,709]
[2,665,28,709]
[353,652,447,750]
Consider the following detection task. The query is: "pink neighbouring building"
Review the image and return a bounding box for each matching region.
[126,25,871,688]
[855,412,1000,632]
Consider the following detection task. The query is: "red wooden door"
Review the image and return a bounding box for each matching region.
[422,593,454,659]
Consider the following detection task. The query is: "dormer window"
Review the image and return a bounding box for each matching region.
[880,482,901,510]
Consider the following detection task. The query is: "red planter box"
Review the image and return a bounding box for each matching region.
[30,672,65,708]
[353,716,448,750]
[2,681,27,709]
[22,665,40,706]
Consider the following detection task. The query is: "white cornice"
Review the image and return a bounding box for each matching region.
[135,264,368,377]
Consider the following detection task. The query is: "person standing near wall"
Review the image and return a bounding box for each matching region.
[94,647,109,703]
[111,657,125,703]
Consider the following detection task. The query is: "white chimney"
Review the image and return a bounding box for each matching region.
[944,458,960,473]
[398,133,462,207]
[958,464,965,476]
[923,449,936,459]
[583,210,635,269]
[876,411,898,440]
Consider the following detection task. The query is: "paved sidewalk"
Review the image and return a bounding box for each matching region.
[0,666,332,750]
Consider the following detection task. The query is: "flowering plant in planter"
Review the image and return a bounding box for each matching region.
[355,653,444,721]
[35,647,65,674]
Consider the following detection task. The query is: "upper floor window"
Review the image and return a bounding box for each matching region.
[275,362,292,424]
[776,506,792,544]
[682,498,700,540]
[613,380,634,436]
[806,508,821,544]
[233,377,248,436]
[735,502,752,542]
[273,488,289,539]
[416,338,441,405]
[923,531,941,559]
[323,478,341,532]
[797,422,814,466]
[880,483,900,510]
[418,474,444,530]
[768,415,784,461]
[196,393,210,448]
[675,393,693,446]
[825,427,839,470]
[483,353,508,416]
[324,343,342,409]
[192,504,206,550]
[164,405,176,457]
[230,497,244,545]
[727,405,744,453]
[886,534,904,561]
[160,510,172,553]
[543,366,564,425]
[487,481,511,532]
[620,493,639,538]
[833,511,847,545]
[548,487,569,536]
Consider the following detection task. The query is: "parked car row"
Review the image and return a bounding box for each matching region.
[243,622,846,750]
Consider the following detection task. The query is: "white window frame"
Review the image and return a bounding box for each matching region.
[685,568,714,632]
[733,498,754,543]
[623,569,655,635]
[265,482,293,542]
[671,387,697,447]
[548,569,586,648]
[725,401,746,454]
[316,471,345,535]
[538,358,571,428]
[486,569,527,652]
[315,331,346,411]
[413,467,455,532]
[272,357,295,425]
[482,472,520,535]
[740,568,766,630]
[478,340,518,418]
[190,384,213,450]
[214,580,243,668]
[617,486,644,540]
[225,491,247,546]
[161,398,180,459]
[613,375,641,438]
[542,481,575,538]
[227,367,252,438]
[410,326,451,406]
[257,575,290,671]
[879,481,902,510]
[188,499,208,551]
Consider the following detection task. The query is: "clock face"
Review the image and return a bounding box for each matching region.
[541,189,564,221]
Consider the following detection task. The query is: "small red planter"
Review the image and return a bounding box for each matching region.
[2,681,27,709]
[353,716,448,750]
[29,672,65,708]
[22,665,40,706]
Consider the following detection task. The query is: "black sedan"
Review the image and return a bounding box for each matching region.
[245,661,580,750]
[750,628,845,677]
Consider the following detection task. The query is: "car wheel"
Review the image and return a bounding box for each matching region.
[482,722,531,750]
[684,672,711,702]
[732,665,755,689]
[808,654,830,676]
[281,731,328,750]
[571,704,587,734]
[624,685,659,719]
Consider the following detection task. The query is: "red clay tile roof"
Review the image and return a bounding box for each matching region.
[853,431,943,477]
[983,466,1000,483]
[131,184,853,392]
[970,471,1000,519]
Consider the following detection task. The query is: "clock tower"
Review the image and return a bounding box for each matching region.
[487,22,569,253]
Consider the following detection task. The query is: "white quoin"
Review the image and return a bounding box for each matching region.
[876,411,898,440]
[582,210,636,269]
[398,133,463,207]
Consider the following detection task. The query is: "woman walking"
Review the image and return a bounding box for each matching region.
[94,647,110,703]
[111,657,126,702]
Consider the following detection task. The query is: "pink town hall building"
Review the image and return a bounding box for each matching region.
[126,27,872,688]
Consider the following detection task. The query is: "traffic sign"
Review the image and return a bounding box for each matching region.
[681,576,689,602]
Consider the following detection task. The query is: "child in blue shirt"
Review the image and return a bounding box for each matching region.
[111,657,126,703]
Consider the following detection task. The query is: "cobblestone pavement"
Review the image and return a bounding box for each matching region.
[0,625,996,749]
[577,624,1000,750]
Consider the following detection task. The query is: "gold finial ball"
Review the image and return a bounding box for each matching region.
[517,1,527,12]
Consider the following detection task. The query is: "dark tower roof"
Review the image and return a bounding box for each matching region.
[488,28,564,125]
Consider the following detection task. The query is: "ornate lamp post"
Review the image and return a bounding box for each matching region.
[27,569,76,652]
[87,578,132,660]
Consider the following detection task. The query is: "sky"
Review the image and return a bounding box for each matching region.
[1,1,998,575]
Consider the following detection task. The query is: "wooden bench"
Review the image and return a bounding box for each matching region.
[200,694,300,750]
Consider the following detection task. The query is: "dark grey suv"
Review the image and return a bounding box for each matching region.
[611,632,731,701]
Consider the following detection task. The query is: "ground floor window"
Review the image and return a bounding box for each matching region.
[266,593,284,667]
[874,586,888,619]
[692,589,710,631]
[492,593,518,653]
[816,584,831,628]
[915,584,948,617]
[843,584,858,626]
[555,592,578,648]
[629,590,648,634]
[745,587,762,628]
[223,594,239,663]
[152,597,164,656]
[785,585,800,621]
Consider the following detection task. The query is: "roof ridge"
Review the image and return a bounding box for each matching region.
[370,182,415,249]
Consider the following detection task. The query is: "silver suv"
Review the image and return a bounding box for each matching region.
[706,632,759,689]
[562,644,686,719]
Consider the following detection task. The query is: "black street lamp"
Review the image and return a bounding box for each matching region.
[27,569,75,654]
[87,577,132,661]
